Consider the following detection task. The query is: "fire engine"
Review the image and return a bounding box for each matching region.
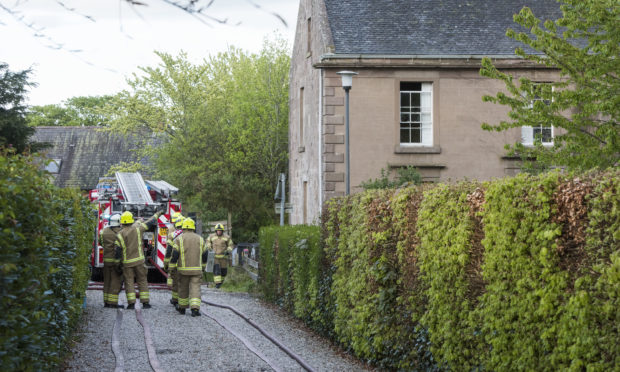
[89,172,181,280]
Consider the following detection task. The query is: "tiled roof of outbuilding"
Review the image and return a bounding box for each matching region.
[323,0,562,56]
[31,127,161,190]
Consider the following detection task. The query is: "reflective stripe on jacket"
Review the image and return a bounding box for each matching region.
[207,234,233,255]
[100,226,121,263]
[115,221,148,267]
[174,232,205,275]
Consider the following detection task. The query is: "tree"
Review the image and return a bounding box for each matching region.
[0,62,47,153]
[102,38,290,240]
[480,0,619,171]
[26,95,115,127]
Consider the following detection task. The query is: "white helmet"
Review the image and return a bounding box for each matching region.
[109,213,121,227]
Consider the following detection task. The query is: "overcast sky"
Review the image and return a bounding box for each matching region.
[1,0,299,106]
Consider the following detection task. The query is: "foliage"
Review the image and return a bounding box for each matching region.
[360,165,422,190]
[0,62,47,153]
[0,151,95,371]
[480,0,620,171]
[101,38,290,241]
[26,95,114,127]
[105,160,147,176]
[259,170,618,370]
[258,225,320,314]
[218,267,257,293]
[417,183,484,370]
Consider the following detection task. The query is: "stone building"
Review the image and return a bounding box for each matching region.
[288,0,562,224]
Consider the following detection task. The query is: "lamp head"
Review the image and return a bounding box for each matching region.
[337,70,358,89]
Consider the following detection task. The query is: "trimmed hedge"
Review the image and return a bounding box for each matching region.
[0,152,94,371]
[259,170,618,370]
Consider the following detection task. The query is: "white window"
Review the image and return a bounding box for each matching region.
[400,82,432,146]
[522,83,554,146]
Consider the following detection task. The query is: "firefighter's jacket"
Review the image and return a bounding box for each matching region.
[100,226,121,265]
[115,215,155,268]
[164,226,177,269]
[170,231,206,275]
[166,229,183,269]
[207,233,233,259]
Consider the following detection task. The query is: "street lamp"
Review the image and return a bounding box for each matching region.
[336,70,358,195]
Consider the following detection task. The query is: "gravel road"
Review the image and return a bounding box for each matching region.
[63,287,372,372]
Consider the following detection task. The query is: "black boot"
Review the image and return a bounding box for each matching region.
[215,283,222,289]
[104,303,110,308]
[142,303,152,309]
[170,299,178,306]
[126,303,135,310]
[177,307,186,315]
[191,309,201,317]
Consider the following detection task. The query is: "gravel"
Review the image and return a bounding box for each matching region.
[64,287,373,372]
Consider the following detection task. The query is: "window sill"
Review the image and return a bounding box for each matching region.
[394,145,441,154]
[298,146,306,153]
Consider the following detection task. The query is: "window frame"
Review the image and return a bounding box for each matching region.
[522,83,554,147]
[399,82,433,147]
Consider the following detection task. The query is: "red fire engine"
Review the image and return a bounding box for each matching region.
[89,172,181,280]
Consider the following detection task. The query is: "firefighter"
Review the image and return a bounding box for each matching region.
[100,213,122,308]
[115,210,161,309]
[164,214,184,306]
[207,223,233,288]
[170,218,207,316]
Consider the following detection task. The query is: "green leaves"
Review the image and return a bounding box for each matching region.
[260,169,618,371]
[101,39,290,240]
[0,152,94,371]
[481,0,620,171]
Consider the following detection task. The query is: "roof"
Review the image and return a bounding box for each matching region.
[31,127,162,190]
[323,0,563,56]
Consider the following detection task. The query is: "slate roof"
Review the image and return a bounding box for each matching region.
[31,127,162,190]
[323,0,563,56]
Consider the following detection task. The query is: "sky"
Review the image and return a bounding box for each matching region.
[1,0,299,106]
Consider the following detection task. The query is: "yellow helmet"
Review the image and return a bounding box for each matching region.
[182,218,196,230]
[171,212,182,224]
[120,211,134,224]
[215,223,225,231]
[175,217,184,228]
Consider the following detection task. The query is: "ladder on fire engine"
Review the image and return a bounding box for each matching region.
[115,172,154,204]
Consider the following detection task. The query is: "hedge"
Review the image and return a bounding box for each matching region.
[0,152,95,371]
[259,169,618,371]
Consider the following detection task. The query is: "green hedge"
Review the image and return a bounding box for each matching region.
[0,152,95,371]
[259,170,618,371]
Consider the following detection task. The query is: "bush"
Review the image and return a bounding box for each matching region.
[259,170,619,371]
[0,152,94,371]
[360,165,422,190]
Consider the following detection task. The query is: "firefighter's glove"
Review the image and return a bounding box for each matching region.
[114,245,122,260]
[201,250,209,264]
[115,264,123,275]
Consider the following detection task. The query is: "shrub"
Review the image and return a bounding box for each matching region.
[258,170,619,371]
[360,165,422,190]
[0,152,94,371]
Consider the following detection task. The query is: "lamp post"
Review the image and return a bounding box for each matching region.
[336,70,358,195]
